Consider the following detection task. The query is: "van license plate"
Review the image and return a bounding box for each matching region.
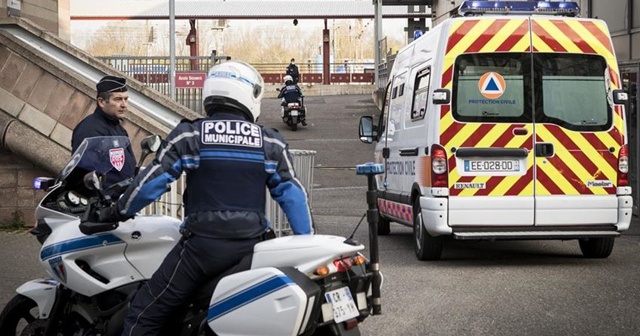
[464,159,520,173]
[324,287,359,323]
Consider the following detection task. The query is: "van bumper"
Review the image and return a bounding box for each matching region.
[420,196,452,237]
[615,195,633,231]
[419,195,633,238]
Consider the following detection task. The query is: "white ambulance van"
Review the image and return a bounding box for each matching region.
[359,1,632,260]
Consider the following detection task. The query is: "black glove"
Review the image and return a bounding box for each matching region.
[97,204,132,223]
[79,202,131,235]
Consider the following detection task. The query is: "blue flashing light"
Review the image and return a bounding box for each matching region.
[33,177,44,190]
[356,163,385,175]
[458,1,580,17]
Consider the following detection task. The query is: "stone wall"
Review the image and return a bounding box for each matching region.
[0,19,179,229]
[0,148,48,226]
[0,0,70,39]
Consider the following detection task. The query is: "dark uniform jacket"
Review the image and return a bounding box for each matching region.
[71,107,136,190]
[278,84,303,104]
[286,63,300,83]
[116,113,312,238]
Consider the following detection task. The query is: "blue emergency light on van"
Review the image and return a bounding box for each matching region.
[458,1,580,17]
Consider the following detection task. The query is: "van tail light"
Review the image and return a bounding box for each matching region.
[617,145,629,187]
[431,144,448,188]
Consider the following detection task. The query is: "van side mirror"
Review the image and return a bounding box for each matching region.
[612,89,628,105]
[432,88,451,105]
[359,116,375,144]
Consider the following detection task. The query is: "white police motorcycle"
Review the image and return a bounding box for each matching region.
[0,135,383,336]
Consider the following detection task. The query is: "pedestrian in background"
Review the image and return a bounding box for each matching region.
[286,58,300,84]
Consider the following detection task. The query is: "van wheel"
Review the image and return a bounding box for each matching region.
[579,237,615,258]
[413,199,443,260]
[377,212,390,236]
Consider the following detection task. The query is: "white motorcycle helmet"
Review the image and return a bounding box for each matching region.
[202,60,264,122]
[284,75,294,85]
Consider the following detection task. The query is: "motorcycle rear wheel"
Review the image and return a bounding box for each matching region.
[312,323,361,336]
[0,294,48,336]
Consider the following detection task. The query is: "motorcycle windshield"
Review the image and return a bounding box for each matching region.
[58,136,132,182]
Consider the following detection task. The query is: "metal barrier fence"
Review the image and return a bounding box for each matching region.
[97,56,375,114]
[140,149,316,237]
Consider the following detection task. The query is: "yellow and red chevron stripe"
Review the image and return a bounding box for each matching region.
[439,17,624,197]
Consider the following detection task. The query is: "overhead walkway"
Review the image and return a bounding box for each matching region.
[0,17,200,175]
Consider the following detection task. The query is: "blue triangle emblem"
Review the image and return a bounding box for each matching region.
[485,78,500,92]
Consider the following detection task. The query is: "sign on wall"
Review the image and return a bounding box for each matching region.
[7,0,21,17]
[175,72,206,88]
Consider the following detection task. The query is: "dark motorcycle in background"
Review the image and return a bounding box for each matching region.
[277,88,307,131]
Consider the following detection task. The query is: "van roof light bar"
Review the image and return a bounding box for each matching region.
[458,1,580,17]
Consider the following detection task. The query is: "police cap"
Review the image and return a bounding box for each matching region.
[97,76,128,93]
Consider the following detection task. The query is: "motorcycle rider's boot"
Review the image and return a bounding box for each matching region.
[301,119,307,126]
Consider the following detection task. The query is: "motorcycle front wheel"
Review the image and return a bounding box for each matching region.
[0,294,49,335]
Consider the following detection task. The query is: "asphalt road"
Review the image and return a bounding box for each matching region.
[2,94,640,336]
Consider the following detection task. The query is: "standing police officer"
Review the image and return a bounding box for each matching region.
[96,61,313,336]
[71,75,136,190]
[286,58,300,84]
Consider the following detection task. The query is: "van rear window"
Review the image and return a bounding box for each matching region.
[452,53,612,131]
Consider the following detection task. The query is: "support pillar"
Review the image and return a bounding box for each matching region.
[186,19,199,70]
[323,20,330,85]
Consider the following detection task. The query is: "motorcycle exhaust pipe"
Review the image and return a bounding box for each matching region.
[356,163,384,316]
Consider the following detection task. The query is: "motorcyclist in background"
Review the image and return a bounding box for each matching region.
[278,75,307,126]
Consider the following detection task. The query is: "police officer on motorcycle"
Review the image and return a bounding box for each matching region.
[97,60,313,336]
[278,75,307,126]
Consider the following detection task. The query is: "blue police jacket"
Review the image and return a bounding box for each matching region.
[71,107,136,190]
[278,85,303,104]
[116,113,313,238]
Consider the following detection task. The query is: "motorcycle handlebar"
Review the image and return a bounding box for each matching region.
[79,221,119,235]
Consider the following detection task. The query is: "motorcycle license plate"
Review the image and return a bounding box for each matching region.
[324,287,359,323]
[290,110,299,116]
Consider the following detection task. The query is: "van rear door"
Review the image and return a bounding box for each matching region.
[444,18,536,226]
[530,17,624,226]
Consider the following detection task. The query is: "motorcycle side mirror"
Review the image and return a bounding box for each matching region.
[137,135,162,170]
[83,172,102,191]
[276,88,281,92]
[141,135,162,153]
[83,171,107,200]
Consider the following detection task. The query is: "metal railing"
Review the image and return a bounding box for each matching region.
[97,56,375,114]
[140,149,316,237]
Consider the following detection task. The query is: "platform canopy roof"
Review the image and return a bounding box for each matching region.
[70,0,431,20]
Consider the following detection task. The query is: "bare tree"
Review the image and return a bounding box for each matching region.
[80,22,155,56]
[76,19,405,64]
